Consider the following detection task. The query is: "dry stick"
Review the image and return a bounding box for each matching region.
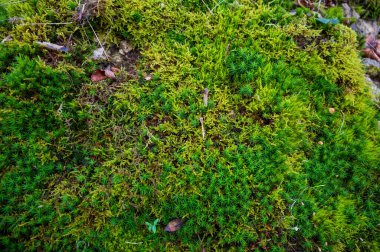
[210,0,227,13]
[86,17,109,59]
[201,0,211,13]
[125,241,143,245]
[81,23,92,46]
[35,41,68,52]
[203,88,209,107]
[200,117,205,140]
[19,22,73,26]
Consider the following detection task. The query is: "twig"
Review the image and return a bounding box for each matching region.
[202,0,227,15]
[19,22,73,26]
[201,0,212,13]
[210,0,227,13]
[125,241,143,245]
[200,117,205,140]
[197,234,206,252]
[203,88,209,107]
[35,41,69,52]
[86,17,109,59]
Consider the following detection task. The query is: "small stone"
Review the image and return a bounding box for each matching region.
[318,141,324,145]
[328,108,335,114]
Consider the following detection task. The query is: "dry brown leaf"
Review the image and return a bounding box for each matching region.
[363,48,380,62]
[91,69,108,82]
[164,219,184,232]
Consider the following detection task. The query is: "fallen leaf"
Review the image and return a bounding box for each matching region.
[91,69,108,82]
[363,48,380,62]
[316,17,339,25]
[164,218,184,232]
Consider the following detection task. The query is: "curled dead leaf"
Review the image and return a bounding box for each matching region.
[364,36,380,62]
[164,218,184,232]
[91,66,120,82]
[363,48,380,62]
[91,69,108,82]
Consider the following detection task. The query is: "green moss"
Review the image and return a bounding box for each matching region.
[0,0,379,251]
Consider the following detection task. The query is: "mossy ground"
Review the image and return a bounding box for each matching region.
[0,0,379,251]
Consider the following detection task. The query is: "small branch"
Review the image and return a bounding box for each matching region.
[125,241,143,245]
[201,0,212,13]
[19,22,73,26]
[317,0,322,12]
[210,0,227,13]
[203,88,209,107]
[86,17,109,59]
[35,41,69,52]
[200,117,205,140]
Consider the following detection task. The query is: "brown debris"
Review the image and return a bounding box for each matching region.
[74,0,102,22]
[364,36,380,63]
[91,66,119,82]
[164,219,184,232]
[296,0,314,10]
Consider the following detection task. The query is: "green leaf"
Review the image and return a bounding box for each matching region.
[153,219,159,225]
[316,17,330,24]
[316,17,339,25]
[330,18,339,25]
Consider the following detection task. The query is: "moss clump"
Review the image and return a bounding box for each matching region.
[0,0,379,251]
